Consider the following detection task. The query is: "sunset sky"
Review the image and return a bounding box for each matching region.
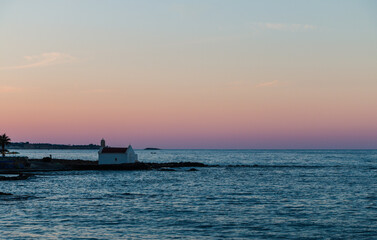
[1,0,377,149]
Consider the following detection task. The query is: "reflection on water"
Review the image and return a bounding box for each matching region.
[1,150,377,239]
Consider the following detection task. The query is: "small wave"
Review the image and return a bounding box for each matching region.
[81,197,104,200]
[196,224,214,229]
[100,192,149,199]
[366,195,377,200]
[121,192,145,196]
[80,192,153,201]
[0,195,40,201]
[225,164,343,169]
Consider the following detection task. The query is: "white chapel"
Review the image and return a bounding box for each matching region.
[98,139,138,165]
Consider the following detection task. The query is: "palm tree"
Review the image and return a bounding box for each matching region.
[0,134,11,157]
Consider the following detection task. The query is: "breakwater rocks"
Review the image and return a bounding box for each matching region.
[69,162,208,171]
[18,159,210,172]
[0,192,12,195]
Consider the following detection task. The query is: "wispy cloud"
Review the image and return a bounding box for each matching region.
[252,22,317,32]
[227,80,280,89]
[0,52,76,70]
[256,80,279,88]
[84,89,112,94]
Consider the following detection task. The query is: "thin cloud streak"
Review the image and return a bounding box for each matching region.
[252,22,317,32]
[256,80,279,88]
[0,52,76,70]
[84,89,113,94]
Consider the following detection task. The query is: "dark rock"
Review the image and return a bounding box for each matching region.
[42,157,52,162]
[8,159,210,172]
[0,173,33,181]
[188,168,198,171]
[0,192,12,195]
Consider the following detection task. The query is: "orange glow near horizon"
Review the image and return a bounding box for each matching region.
[2,79,377,148]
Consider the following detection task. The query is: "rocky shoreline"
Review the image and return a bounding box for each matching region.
[0,159,211,197]
[0,158,212,174]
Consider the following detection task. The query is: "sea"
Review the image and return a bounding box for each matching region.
[1,149,376,239]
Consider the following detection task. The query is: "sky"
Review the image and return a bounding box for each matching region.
[1,0,377,149]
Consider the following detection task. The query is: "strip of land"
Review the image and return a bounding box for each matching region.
[8,142,100,150]
[0,158,210,174]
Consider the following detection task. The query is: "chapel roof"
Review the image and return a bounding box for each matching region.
[100,147,128,154]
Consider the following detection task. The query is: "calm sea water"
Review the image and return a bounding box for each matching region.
[1,149,377,239]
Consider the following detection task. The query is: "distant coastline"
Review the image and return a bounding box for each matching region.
[9,142,100,150]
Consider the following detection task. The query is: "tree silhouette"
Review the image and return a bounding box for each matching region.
[0,134,11,157]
